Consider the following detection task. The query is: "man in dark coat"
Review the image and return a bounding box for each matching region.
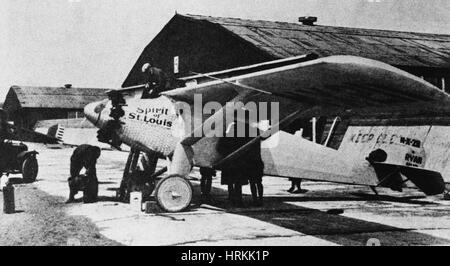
[218,119,265,207]
[200,167,216,202]
[0,109,8,142]
[247,138,264,206]
[141,62,170,99]
[221,165,248,207]
[0,109,10,175]
[218,122,250,207]
[67,144,101,203]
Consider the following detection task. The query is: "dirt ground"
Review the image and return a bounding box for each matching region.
[0,183,121,246]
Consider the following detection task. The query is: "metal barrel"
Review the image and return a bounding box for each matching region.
[3,183,15,214]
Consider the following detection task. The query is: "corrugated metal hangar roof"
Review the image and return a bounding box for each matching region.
[5,85,109,110]
[182,14,450,69]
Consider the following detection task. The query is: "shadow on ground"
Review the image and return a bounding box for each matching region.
[93,167,449,246]
[187,182,450,246]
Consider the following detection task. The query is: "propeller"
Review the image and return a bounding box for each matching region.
[96,90,127,150]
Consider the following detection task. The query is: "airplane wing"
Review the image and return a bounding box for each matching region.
[160,55,449,195]
[163,55,450,150]
[163,55,450,107]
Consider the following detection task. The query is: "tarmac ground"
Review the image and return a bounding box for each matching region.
[1,142,450,246]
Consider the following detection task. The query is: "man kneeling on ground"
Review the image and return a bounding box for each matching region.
[66,144,101,203]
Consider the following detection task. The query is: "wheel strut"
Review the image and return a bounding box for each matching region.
[118,148,140,202]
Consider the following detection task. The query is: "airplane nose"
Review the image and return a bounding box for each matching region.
[84,100,107,126]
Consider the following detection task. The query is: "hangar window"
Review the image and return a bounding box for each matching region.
[67,111,85,119]
[423,76,449,92]
[444,77,449,93]
[424,76,441,89]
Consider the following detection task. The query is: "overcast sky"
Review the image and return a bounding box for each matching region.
[1,0,449,100]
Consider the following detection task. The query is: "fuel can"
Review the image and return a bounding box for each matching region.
[3,182,15,214]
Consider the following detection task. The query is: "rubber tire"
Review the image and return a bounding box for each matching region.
[155,175,193,212]
[22,156,38,183]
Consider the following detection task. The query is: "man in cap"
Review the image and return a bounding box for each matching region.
[141,61,170,99]
[0,110,8,182]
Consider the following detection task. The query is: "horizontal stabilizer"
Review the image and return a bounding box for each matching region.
[372,163,445,196]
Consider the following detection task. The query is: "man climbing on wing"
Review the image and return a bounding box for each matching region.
[141,60,170,99]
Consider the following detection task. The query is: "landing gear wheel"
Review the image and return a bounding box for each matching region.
[155,175,192,212]
[22,155,38,183]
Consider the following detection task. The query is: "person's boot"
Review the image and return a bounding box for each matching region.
[235,185,244,208]
[65,196,75,204]
[230,196,237,207]
[257,197,264,207]
[235,199,244,208]
[234,195,244,208]
[201,193,211,204]
[251,195,259,207]
[293,187,305,194]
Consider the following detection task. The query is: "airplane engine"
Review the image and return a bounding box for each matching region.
[84,96,180,156]
[84,95,195,212]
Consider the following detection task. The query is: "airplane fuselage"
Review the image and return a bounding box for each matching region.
[84,94,448,196]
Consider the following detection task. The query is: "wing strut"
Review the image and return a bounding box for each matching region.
[189,71,272,95]
[187,71,320,103]
[323,116,341,147]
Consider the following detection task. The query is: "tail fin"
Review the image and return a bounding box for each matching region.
[55,124,65,142]
[372,163,445,196]
[399,166,445,196]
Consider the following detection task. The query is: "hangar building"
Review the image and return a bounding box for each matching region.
[3,84,109,130]
[123,14,450,94]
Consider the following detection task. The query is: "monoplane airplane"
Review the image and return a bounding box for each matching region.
[84,54,450,212]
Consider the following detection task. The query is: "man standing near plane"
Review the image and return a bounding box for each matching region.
[199,167,216,202]
[287,178,303,193]
[141,61,170,99]
[0,110,8,144]
[0,110,8,178]
[248,138,264,206]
